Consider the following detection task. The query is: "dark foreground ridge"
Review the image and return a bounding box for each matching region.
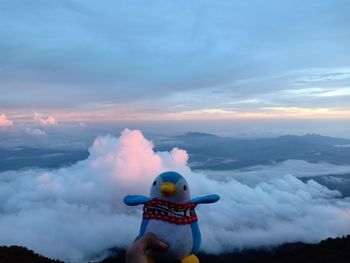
[0,246,63,263]
[1,236,349,263]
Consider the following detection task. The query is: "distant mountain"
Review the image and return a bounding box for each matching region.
[155,133,350,170]
[1,133,349,173]
[277,134,350,146]
[2,235,349,263]
[0,147,88,172]
[174,131,219,139]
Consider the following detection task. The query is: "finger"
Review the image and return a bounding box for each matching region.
[142,232,168,251]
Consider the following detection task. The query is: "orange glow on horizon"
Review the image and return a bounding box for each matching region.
[2,107,350,124]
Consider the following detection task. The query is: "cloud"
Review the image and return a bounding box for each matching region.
[0,1,349,125]
[201,159,350,186]
[0,129,350,262]
[195,174,350,253]
[34,112,57,125]
[0,1,349,110]
[0,129,190,261]
[24,127,47,137]
[335,144,350,148]
[0,113,13,126]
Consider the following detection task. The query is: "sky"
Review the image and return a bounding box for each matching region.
[0,0,350,136]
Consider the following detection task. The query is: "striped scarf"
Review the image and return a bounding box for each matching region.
[143,198,197,225]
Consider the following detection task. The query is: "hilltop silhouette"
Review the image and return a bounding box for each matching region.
[1,235,349,263]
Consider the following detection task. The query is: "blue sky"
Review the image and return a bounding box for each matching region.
[0,0,349,130]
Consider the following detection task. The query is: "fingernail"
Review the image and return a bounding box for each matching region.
[158,240,168,249]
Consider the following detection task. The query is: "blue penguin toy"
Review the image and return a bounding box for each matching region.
[123,171,220,263]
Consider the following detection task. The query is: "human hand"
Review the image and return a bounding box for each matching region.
[126,233,168,263]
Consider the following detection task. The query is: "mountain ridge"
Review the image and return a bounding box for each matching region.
[1,235,349,263]
[1,133,350,172]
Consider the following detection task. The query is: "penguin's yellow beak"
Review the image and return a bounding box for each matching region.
[160,182,177,196]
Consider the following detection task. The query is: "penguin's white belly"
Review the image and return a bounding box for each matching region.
[145,219,193,261]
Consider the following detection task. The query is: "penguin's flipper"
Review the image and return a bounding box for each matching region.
[190,194,220,204]
[123,195,150,206]
[138,219,150,238]
[190,222,201,254]
[180,254,199,263]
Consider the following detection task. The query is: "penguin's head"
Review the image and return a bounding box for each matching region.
[150,171,190,203]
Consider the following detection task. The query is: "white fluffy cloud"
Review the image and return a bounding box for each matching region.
[191,174,350,252]
[0,129,190,261]
[0,129,349,262]
[0,113,13,126]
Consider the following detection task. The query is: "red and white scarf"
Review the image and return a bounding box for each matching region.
[143,198,197,225]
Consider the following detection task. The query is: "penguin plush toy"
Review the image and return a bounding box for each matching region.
[123,171,220,263]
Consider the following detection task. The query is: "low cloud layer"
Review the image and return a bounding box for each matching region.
[202,159,350,186]
[0,129,349,262]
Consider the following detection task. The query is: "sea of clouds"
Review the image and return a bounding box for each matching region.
[0,129,350,262]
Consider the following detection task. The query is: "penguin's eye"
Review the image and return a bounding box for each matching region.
[153,181,156,186]
[183,185,187,191]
